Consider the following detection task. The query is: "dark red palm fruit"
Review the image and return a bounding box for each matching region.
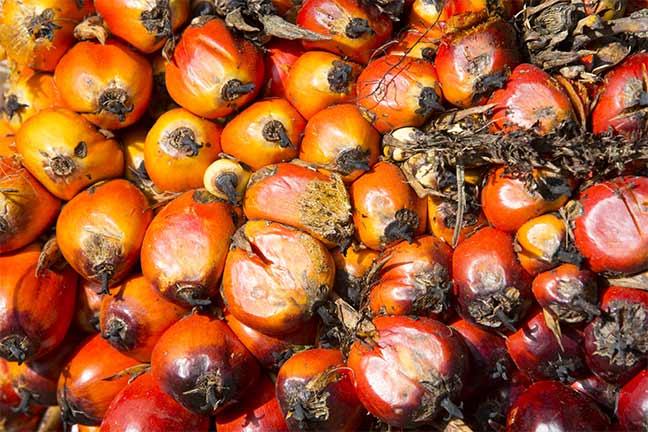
[573,176,648,275]
[222,221,335,336]
[224,311,317,372]
[56,179,153,294]
[571,375,619,414]
[150,314,260,415]
[332,246,379,308]
[584,287,648,385]
[99,373,209,432]
[451,319,513,399]
[0,244,77,363]
[285,51,362,120]
[57,335,141,426]
[532,264,599,324]
[468,371,531,432]
[356,55,444,133]
[452,227,533,331]
[243,163,354,249]
[515,214,567,276]
[592,53,648,138]
[506,312,588,383]
[348,316,469,428]
[488,64,576,135]
[350,162,428,251]
[617,370,648,430]
[276,348,364,432]
[99,276,188,362]
[215,375,287,432]
[628,0,648,13]
[368,235,453,317]
[299,104,381,183]
[506,381,610,431]
[165,17,265,119]
[264,40,306,98]
[75,281,110,334]
[296,0,393,64]
[481,167,572,233]
[435,19,520,108]
[141,190,238,307]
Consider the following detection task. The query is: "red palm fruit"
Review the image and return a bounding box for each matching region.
[584,287,648,384]
[2,68,63,131]
[628,0,648,12]
[351,162,427,251]
[435,19,520,108]
[54,41,153,130]
[515,214,568,275]
[165,17,265,119]
[368,235,453,317]
[532,264,599,324]
[99,372,209,432]
[356,55,444,133]
[387,26,442,60]
[57,335,141,426]
[215,375,287,432]
[571,375,619,413]
[56,180,153,293]
[482,168,572,233]
[451,319,513,398]
[150,314,260,415]
[0,0,94,72]
[221,98,305,170]
[452,227,533,331]
[99,276,188,362]
[222,221,335,336]
[300,104,380,183]
[573,176,648,274]
[75,280,110,334]
[332,245,379,308]
[0,244,77,362]
[0,358,21,410]
[488,64,576,135]
[0,154,60,254]
[617,370,648,430]
[95,0,190,54]
[349,316,469,428]
[224,311,317,371]
[264,39,305,98]
[143,108,222,192]
[296,0,393,64]
[507,312,588,383]
[243,163,354,249]
[16,107,124,200]
[506,381,610,431]
[285,51,361,120]
[469,371,531,431]
[0,359,44,430]
[276,348,364,431]
[141,190,238,307]
[427,195,487,246]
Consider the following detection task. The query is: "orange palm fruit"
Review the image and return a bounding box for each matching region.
[332,245,378,307]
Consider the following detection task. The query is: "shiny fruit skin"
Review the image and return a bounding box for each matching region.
[435,19,520,108]
[573,176,648,274]
[150,314,260,415]
[515,213,567,276]
[165,17,265,119]
[221,98,305,170]
[2,68,63,131]
[57,335,141,426]
[332,245,378,308]
[215,375,288,432]
[99,372,209,432]
[99,275,188,362]
[56,179,153,291]
[617,370,648,430]
[222,220,335,336]
[141,190,238,307]
[299,104,380,182]
[16,107,124,200]
[0,244,77,362]
[264,40,305,98]
[356,55,444,133]
[54,41,153,129]
[348,316,469,428]
[452,227,533,331]
[285,51,362,119]
[571,375,619,414]
[276,348,364,432]
[243,162,354,248]
[387,26,442,60]
[0,155,60,254]
[143,108,222,192]
[95,0,190,53]
[427,195,487,246]
[350,161,427,251]
[368,235,453,317]
[506,381,610,431]
[296,0,393,64]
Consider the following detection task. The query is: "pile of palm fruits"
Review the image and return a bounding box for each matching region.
[1,0,648,430]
